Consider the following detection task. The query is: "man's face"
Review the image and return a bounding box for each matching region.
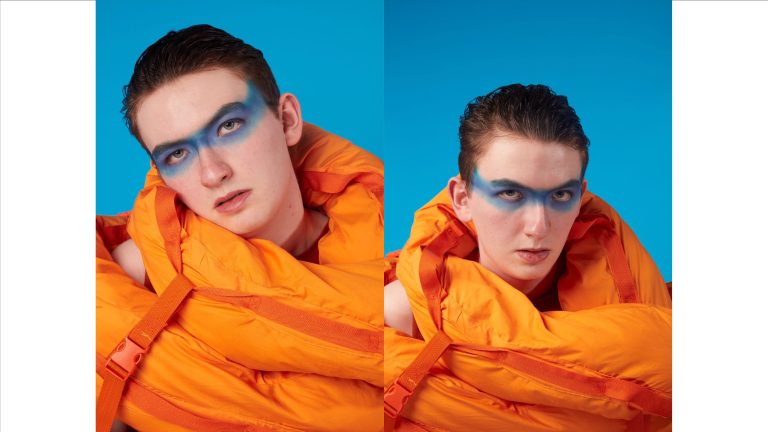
[135,67,297,239]
[453,133,585,293]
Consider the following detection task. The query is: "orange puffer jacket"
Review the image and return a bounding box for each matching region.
[96,124,384,431]
[384,189,672,432]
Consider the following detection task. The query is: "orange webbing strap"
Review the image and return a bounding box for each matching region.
[460,345,672,418]
[96,354,276,432]
[569,215,638,303]
[196,287,383,353]
[384,331,452,432]
[417,219,477,329]
[382,220,474,429]
[404,216,670,422]
[600,228,638,303]
[96,273,195,432]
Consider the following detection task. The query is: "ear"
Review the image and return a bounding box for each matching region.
[580,179,588,202]
[278,93,303,147]
[448,176,473,222]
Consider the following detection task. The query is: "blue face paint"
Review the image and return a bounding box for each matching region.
[471,169,582,213]
[150,81,266,177]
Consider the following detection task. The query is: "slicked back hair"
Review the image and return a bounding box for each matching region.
[458,84,590,189]
[122,24,280,148]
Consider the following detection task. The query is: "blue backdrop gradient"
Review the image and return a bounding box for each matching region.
[384,0,672,281]
[96,0,383,215]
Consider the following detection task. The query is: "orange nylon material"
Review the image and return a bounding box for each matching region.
[97,354,279,432]
[393,418,431,432]
[100,224,131,251]
[459,345,671,417]
[384,251,400,286]
[417,220,476,329]
[569,215,639,303]
[600,228,639,303]
[384,331,452,421]
[154,186,183,272]
[128,274,194,347]
[388,188,672,430]
[153,178,383,355]
[196,287,383,353]
[412,215,669,416]
[120,379,279,432]
[98,124,384,431]
[97,273,195,432]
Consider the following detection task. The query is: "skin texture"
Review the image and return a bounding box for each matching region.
[148,81,267,178]
[135,67,327,255]
[384,133,586,334]
[113,68,328,285]
[449,133,586,295]
[384,279,412,335]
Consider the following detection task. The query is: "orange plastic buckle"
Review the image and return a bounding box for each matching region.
[383,379,412,418]
[105,337,146,381]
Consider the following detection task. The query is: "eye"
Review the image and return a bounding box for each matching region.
[164,148,188,166]
[218,119,243,136]
[497,190,524,201]
[552,190,573,202]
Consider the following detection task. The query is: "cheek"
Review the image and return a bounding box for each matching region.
[549,209,579,242]
[231,123,282,168]
[162,174,206,211]
[469,199,524,238]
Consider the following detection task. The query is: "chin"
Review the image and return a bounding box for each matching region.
[230,222,263,239]
[508,262,552,281]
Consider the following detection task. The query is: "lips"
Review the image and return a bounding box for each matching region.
[516,249,550,264]
[214,189,251,214]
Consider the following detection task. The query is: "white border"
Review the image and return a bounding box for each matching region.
[674,1,768,429]
[2,1,768,429]
[1,2,95,430]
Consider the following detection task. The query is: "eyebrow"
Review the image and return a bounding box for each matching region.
[488,178,582,191]
[150,101,246,159]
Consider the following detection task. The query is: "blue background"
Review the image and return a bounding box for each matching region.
[384,0,672,281]
[96,0,383,214]
[97,0,671,281]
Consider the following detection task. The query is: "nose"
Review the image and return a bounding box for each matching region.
[198,147,232,188]
[523,202,551,239]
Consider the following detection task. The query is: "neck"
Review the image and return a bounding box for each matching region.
[508,275,545,296]
[280,207,328,257]
[246,180,328,257]
[525,262,559,300]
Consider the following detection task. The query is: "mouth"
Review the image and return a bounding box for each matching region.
[214,189,251,214]
[516,248,551,264]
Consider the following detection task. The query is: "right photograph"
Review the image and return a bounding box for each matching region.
[383,1,672,430]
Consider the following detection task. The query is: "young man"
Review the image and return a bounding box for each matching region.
[383,84,672,431]
[97,25,383,432]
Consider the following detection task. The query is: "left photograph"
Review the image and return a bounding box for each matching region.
[95,2,384,431]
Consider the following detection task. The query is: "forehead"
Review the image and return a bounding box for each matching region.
[474,133,583,187]
[136,67,249,151]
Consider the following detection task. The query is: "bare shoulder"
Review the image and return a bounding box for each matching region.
[384,279,413,336]
[111,238,145,286]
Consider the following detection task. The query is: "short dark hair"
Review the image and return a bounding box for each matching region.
[122,24,280,147]
[458,84,590,188]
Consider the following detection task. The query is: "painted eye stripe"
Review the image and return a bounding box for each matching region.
[150,81,266,177]
[151,108,251,159]
[472,169,581,212]
[156,144,195,165]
